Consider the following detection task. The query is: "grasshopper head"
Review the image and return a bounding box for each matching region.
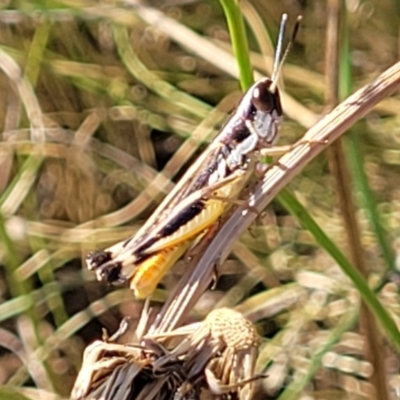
[251,78,282,115]
[248,77,282,146]
[250,14,301,148]
[224,14,300,159]
[218,78,283,167]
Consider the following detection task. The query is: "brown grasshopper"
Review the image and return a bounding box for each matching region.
[86,14,300,299]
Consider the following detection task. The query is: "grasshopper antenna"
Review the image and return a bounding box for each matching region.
[270,14,302,92]
[271,13,288,83]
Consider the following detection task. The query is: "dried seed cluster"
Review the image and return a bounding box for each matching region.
[71,308,261,400]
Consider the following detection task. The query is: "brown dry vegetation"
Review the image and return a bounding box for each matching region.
[0,0,400,399]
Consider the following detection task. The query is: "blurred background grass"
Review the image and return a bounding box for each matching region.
[0,0,400,399]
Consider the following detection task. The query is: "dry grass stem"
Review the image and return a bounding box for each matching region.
[153,61,400,333]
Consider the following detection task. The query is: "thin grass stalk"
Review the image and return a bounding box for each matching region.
[24,18,70,329]
[276,306,359,400]
[219,0,253,89]
[333,3,391,398]
[127,2,318,128]
[112,24,211,119]
[0,44,55,389]
[5,289,131,387]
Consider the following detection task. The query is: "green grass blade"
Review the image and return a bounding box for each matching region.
[219,0,253,88]
[278,189,400,351]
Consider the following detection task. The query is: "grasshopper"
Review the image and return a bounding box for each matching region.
[86,15,300,299]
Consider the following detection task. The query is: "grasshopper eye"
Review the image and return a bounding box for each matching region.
[252,80,282,116]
